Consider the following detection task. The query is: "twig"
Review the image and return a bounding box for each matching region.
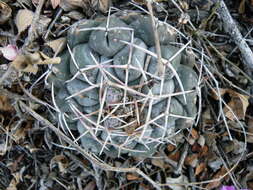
[19,101,161,190]
[0,66,14,85]
[217,0,253,70]
[146,0,163,76]
[174,143,189,175]
[23,0,45,49]
[44,8,63,40]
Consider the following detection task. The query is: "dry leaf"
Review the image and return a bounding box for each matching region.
[224,94,249,120]
[0,1,12,24]
[239,0,246,14]
[11,54,38,74]
[247,117,253,143]
[206,167,228,189]
[167,144,176,152]
[198,145,209,157]
[168,151,180,162]
[0,143,8,156]
[11,52,61,74]
[6,172,21,190]
[12,121,32,142]
[46,37,66,53]
[185,154,198,167]
[195,162,206,175]
[15,9,34,34]
[98,0,111,13]
[0,94,15,112]
[51,0,61,9]
[84,181,96,190]
[190,128,199,139]
[151,158,165,169]
[179,1,189,10]
[60,0,89,11]
[212,88,249,121]
[50,155,69,173]
[127,173,140,180]
[132,0,146,5]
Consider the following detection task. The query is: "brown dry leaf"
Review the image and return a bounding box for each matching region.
[179,1,189,10]
[0,1,12,24]
[195,162,206,175]
[247,117,253,143]
[84,181,96,190]
[6,172,20,190]
[198,145,209,157]
[0,143,8,156]
[184,153,198,167]
[151,157,165,169]
[15,9,34,34]
[132,0,146,5]
[12,122,32,142]
[0,94,15,112]
[212,88,249,120]
[239,0,246,14]
[190,128,199,139]
[127,173,140,180]
[46,37,66,53]
[11,52,60,74]
[98,0,111,13]
[60,0,89,11]
[167,144,176,152]
[51,0,61,9]
[168,151,180,162]
[206,167,227,189]
[11,54,38,74]
[50,155,69,174]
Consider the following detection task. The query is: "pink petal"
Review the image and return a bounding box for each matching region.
[0,45,19,61]
[221,186,236,190]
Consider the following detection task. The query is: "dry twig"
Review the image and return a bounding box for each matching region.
[217,0,253,71]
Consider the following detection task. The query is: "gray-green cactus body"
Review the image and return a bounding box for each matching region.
[148,45,182,78]
[49,15,198,157]
[113,38,147,82]
[89,17,132,57]
[66,79,99,106]
[130,15,175,46]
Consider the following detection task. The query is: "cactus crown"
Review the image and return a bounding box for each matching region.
[47,14,199,157]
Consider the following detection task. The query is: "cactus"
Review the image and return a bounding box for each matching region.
[47,14,198,157]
